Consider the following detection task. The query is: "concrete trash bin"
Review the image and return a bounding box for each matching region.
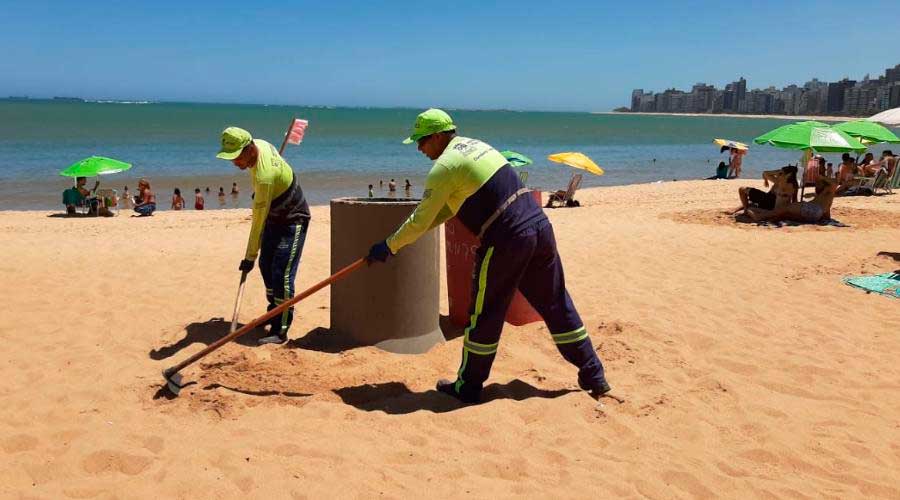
[445,190,543,327]
[330,197,443,354]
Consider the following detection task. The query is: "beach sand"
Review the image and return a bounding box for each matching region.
[1,180,899,498]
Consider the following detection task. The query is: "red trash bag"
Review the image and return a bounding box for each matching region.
[445,190,543,327]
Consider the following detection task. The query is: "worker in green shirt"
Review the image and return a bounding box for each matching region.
[367,109,611,404]
[217,127,311,345]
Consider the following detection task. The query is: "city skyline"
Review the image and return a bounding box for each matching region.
[629,63,900,117]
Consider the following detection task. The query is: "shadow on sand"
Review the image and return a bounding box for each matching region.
[202,383,311,398]
[876,251,900,262]
[333,379,577,414]
[149,317,265,360]
[285,327,362,354]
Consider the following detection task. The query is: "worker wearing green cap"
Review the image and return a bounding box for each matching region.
[217,126,311,345]
[367,109,612,404]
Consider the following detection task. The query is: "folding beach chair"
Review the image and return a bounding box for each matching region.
[546,173,583,208]
[886,164,900,194]
[849,169,887,195]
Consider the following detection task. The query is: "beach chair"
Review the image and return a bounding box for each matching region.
[546,173,583,208]
[886,165,900,194]
[849,169,887,195]
[63,188,90,215]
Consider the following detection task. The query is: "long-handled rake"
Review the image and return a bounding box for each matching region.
[230,270,249,333]
[162,258,366,396]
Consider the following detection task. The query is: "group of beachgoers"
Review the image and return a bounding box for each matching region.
[731,150,897,224]
[63,179,242,216]
[164,183,241,211]
[367,178,413,198]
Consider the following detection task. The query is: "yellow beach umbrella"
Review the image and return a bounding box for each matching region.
[713,138,749,151]
[547,152,604,176]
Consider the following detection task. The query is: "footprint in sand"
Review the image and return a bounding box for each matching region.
[82,450,152,476]
[143,435,165,454]
[1,433,39,453]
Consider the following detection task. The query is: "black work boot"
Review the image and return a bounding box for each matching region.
[579,378,612,399]
[436,379,481,404]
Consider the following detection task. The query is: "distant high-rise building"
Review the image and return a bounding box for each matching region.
[722,89,735,111]
[843,85,878,115]
[890,83,900,108]
[690,83,716,112]
[886,64,900,84]
[803,78,827,91]
[827,79,855,113]
[734,77,747,110]
[631,89,643,111]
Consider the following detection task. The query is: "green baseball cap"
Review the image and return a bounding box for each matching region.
[216,127,253,160]
[402,108,456,144]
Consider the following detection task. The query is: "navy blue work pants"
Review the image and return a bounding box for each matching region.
[258,221,308,337]
[451,220,607,400]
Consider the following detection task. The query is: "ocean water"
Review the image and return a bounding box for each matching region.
[0,101,887,210]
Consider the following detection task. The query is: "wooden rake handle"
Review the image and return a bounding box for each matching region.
[164,257,367,377]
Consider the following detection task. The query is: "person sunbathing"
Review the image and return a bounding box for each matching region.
[732,165,797,214]
[746,176,838,224]
[835,154,858,195]
[857,153,881,177]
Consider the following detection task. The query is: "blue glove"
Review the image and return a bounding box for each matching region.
[367,240,393,264]
[239,259,255,272]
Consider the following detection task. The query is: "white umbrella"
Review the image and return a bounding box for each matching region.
[867,107,900,127]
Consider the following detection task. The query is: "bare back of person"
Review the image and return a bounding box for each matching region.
[746,177,837,224]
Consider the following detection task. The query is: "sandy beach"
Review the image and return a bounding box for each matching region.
[1,180,899,498]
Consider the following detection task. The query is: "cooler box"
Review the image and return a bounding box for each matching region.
[445,190,542,327]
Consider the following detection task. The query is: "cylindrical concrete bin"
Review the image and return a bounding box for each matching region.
[445,190,544,327]
[330,198,443,354]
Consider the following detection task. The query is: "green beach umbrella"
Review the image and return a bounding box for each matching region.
[753,121,866,153]
[59,156,132,177]
[500,150,533,168]
[832,120,900,145]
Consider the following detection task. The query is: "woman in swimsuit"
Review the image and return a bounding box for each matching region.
[733,165,797,214]
[746,176,838,224]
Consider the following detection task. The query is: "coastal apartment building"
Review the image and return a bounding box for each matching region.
[630,63,900,116]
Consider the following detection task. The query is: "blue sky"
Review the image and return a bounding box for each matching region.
[1,0,896,111]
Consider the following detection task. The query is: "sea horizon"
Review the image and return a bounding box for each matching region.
[1,100,893,211]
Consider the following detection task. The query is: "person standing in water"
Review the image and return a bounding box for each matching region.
[171,188,185,210]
